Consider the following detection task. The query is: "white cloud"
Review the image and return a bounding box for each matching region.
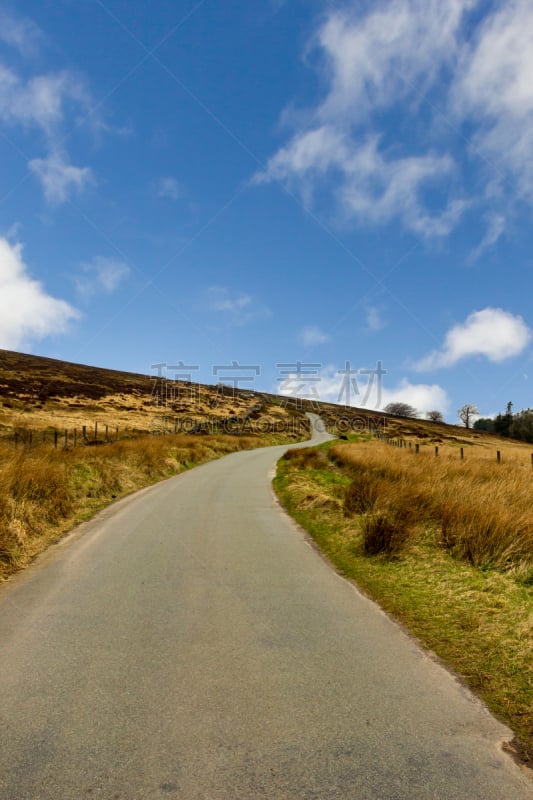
[0,237,79,348]
[29,152,94,204]
[277,364,448,415]
[0,11,43,57]
[416,308,531,370]
[468,213,506,262]
[452,0,533,200]
[365,305,386,333]
[206,286,271,326]
[298,325,329,345]
[0,65,88,137]
[258,128,466,236]
[256,2,533,237]
[208,286,252,313]
[380,378,449,415]
[157,177,182,200]
[255,1,472,236]
[316,0,472,124]
[76,256,130,299]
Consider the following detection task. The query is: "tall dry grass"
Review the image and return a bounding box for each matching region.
[0,433,265,578]
[330,441,533,577]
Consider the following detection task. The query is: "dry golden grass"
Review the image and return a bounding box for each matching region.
[275,439,533,764]
[330,440,533,578]
[0,348,308,437]
[0,432,278,580]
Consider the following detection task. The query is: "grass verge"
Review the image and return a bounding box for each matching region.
[274,440,533,766]
[0,430,292,580]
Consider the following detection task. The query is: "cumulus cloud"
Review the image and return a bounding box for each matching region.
[380,378,449,415]
[416,308,531,370]
[29,152,94,204]
[0,237,79,348]
[298,325,329,345]
[277,363,447,415]
[76,256,130,299]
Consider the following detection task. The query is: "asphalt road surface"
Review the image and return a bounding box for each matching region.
[1,416,532,799]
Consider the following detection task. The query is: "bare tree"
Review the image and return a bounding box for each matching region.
[457,404,479,429]
[383,402,418,418]
[426,410,444,423]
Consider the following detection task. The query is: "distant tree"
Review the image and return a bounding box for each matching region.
[494,401,513,438]
[473,417,495,433]
[426,410,444,423]
[457,403,479,429]
[509,409,533,443]
[384,402,418,418]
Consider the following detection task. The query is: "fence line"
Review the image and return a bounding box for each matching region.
[5,424,122,449]
[372,432,533,467]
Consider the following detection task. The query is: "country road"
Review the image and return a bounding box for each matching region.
[0,416,531,799]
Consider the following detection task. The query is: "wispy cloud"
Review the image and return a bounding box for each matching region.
[365,305,386,333]
[75,256,130,299]
[255,0,533,248]
[0,10,111,205]
[452,0,533,202]
[416,307,531,370]
[206,286,271,326]
[0,10,44,57]
[0,64,89,139]
[29,152,94,204]
[0,237,79,348]
[468,213,506,263]
[298,325,330,345]
[315,0,470,124]
[255,0,472,237]
[157,176,182,200]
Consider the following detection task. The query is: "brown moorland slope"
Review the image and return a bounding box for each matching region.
[0,349,306,439]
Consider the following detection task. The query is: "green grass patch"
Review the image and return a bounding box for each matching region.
[274,447,533,767]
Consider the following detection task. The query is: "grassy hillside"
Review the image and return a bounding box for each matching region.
[0,349,306,438]
[0,350,309,578]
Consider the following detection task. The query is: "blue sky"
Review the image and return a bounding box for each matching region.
[1,0,533,422]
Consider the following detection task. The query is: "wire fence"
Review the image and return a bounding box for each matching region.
[375,433,533,467]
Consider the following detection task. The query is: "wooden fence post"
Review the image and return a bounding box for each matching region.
[415,443,419,454]
[435,446,439,457]
[497,450,501,464]
[460,447,464,460]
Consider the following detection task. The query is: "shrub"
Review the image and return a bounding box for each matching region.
[344,474,380,515]
[361,512,409,556]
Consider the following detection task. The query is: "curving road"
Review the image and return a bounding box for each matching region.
[0,416,531,799]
